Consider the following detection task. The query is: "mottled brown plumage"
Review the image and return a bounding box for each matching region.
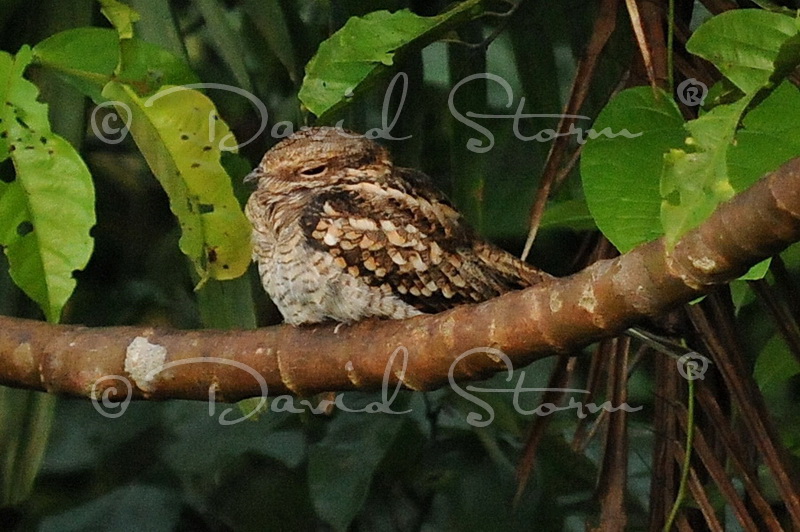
[244,127,550,325]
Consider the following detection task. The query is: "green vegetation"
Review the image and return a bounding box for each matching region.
[2,0,800,529]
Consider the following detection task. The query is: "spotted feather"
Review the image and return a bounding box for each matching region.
[245,127,550,325]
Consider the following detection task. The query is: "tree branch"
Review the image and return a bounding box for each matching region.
[1,158,799,402]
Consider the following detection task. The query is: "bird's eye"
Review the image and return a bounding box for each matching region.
[300,165,327,177]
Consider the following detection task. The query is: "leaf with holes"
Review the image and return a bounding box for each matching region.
[101,82,251,284]
[0,47,95,322]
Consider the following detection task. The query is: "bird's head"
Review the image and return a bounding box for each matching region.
[244,127,392,193]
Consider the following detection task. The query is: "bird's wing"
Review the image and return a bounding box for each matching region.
[299,168,549,313]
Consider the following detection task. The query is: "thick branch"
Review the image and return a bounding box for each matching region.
[1,158,799,401]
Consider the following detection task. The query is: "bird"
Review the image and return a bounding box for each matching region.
[244,126,551,326]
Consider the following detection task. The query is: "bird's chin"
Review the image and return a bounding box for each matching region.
[263,179,329,196]
[258,176,290,194]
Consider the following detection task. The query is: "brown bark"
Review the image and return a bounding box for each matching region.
[0,158,799,402]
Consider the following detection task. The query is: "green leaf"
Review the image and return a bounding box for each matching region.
[659,10,800,248]
[724,82,800,283]
[687,9,799,94]
[738,259,770,281]
[0,389,56,505]
[659,147,729,247]
[116,38,200,96]
[749,0,799,15]
[101,82,251,284]
[299,2,484,121]
[729,81,800,192]
[660,96,747,246]
[97,0,198,96]
[308,408,406,531]
[0,47,95,322]
[195,153,257,329]
[39,484,181,532]
[32,28,118,103]
[32,28,199,102]
[126,0,188,60]
[161,402,301,475]
[244,0,300,83]
[580,87,685,252]
[99,0,140,40]
[196,0,253,92]
[196,276,256,329]
[729,279,756,315]
[754,335,800,394]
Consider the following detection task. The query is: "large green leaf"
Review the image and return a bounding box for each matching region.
[196,153,258,330]
[721,82,800,281]
[687,9,800,94]
[308,406,407,531]
[33,28,198,103]
[299,2,484,121]
[31,28,118,103]
[729,81,800,191]
[0,47,95,322]
[101,82,251,283]
[580,87,685,252]
[93,0,249,285]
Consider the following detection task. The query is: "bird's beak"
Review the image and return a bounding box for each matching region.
[243,169,260,185]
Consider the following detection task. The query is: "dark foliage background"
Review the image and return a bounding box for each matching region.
[1,0,799,530]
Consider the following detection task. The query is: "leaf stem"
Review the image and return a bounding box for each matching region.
[663,374,695,531]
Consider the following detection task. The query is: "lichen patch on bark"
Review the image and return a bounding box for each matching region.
[124,336,167,392]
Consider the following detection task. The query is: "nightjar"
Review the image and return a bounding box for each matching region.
[244,127,550,326]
